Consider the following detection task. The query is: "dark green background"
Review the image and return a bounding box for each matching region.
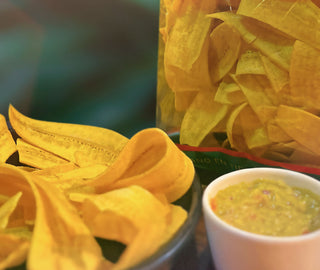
[0,0,159,138]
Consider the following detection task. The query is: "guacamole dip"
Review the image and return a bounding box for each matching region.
[211,179,320,236]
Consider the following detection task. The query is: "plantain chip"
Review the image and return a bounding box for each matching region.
[239,105,271,149]
[237,0,320,50]
[209,21,241,83]
[174,91,198,112]
[0,233,30,269]
[226,102,248,152]
[164,35,213,93]
[164,0,216,71]
[209,11,294,70]
[289,40,320,111]
[260,54,289,93]
[0,192,22,230]
[236,50,265,75]
[275,105,320,156]
[9,105,128,168]
[214,77,246,105]
[16,138,69,169]
[180,89,229,146]
[231,74,276,124]
[85,128,194,203]
[163,0,215,92]
[80,185,170,245]
[28,173,105,270]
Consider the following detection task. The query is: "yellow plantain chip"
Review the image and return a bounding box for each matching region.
[85,128,195,203]
[231,74,276,124]
[289,40,320,110]
[226,102,248,152]
[164,0,216,71]
[0,192,22,230]
[163,0,215,92]
[266,120,291,143]
[275,105,320,156]
[27,173,105,270]
[16,138,69,169]
[80,185,170,245]
[236,50,265,75]
[260,54,289,93]
[9,105,128,168]
[164,35,213,92]
[0,114,17,163]
[0,165,36,225]
[158,88,185,131]
[239,105,271,149]
[180,89,229,146]
[209,12,294,70]
[114,204,187,270]
[54,164,107,182]
[113,222,167,270]
[174,91,198,112]
[0,194,9,205]
[0,233,30,269]
[209,22,241,83]
[3,226,33,240]
[214,79,246,105]
[237,0,320,50]
[160,204,188,248]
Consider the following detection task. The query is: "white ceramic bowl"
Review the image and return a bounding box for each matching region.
[202,167,320,270]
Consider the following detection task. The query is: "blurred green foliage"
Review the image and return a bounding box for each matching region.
[1,0,159,137]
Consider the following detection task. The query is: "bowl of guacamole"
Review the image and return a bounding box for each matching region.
[202,167,320,270]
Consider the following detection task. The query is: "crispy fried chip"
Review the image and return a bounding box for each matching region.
[0,234,30,269]
[275,105,320,155]
[85,128,194,203]
[16,139,69,169]
[236,50,265,75]
[9,105,128,168]
[180,89,229,146]
[289,40,320,110]
[80,185,170,245]
[209,22,241,82]
[174,91,198,112]
[226,102,248,152]
[0,192,22,230]
[209,12,294,70]
[237,0,320,50]
[163,0,215,92]
[239,105,271,149]
[260,54,289,93]
[164,0,216,70]
[214,78,246,105]
[28,174,105,270]
[113,204,187,270]
[231,74,276,124]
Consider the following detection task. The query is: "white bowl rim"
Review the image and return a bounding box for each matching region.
[202,167,320,243]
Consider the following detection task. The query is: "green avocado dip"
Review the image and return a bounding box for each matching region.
[210,179,320,236]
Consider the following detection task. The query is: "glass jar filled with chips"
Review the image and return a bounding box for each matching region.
[156,0,320,184]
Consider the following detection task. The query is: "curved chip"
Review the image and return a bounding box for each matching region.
[8,105,128,168]
[289,40,320,111]
[180,89,229,146]
[237,0,320,50]
[209,22,241,83]
[85,128,195,203]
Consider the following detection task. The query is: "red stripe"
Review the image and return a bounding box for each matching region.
[176,144,320,176]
